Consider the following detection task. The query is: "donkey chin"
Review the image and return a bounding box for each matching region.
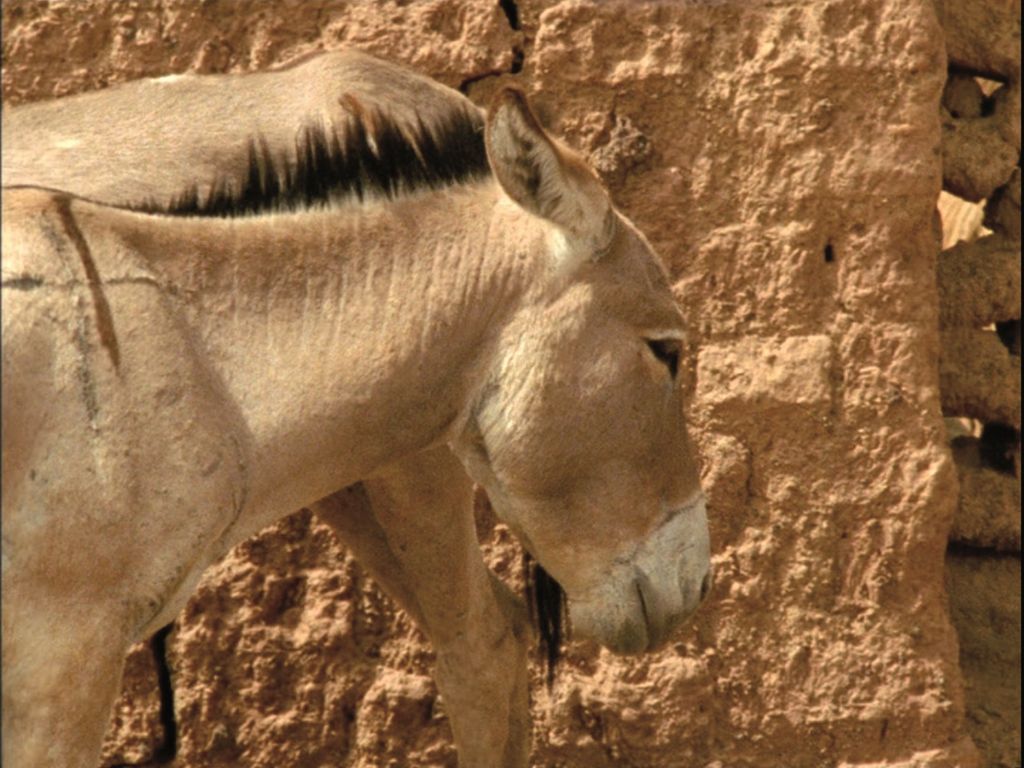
[569,494,712,655]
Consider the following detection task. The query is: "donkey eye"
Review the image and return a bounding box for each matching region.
[645,338,680,378]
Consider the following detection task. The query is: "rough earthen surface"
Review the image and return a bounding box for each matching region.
[949,437,1021,551]
[933,2,1021,765]
[945,553,1021,768]
[937,236,1021,329]
[941,108,1018,201]
[98,642,166,767]
[939,329,1021,427]
[934,0,1021,81]
[985,167,1022,241]
[2,1,991,766]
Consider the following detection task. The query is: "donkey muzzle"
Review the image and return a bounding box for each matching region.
[570,493,712,654]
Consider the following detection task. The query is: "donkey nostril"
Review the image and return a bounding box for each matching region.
[699,571,713,601]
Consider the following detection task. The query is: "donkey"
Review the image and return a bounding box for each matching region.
[4,50,541,766]
[2,82,712,768]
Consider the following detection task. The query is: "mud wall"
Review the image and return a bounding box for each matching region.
[1,1,997,766]
[934,1,1022,765]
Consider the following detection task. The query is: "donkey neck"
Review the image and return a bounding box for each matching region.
[99,181,543,528]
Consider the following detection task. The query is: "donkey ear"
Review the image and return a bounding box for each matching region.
[485,88,614,257]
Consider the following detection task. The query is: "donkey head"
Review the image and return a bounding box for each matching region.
[455,89,712,655]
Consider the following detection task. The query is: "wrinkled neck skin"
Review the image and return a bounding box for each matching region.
[95,180,548,538]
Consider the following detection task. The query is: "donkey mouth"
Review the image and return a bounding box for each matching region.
[608,616,651,655]
[619,563,707,654]
[595,573,661,655]
[633,566,666,652]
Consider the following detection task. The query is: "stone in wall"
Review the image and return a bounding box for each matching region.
[696,335,833,415]
[570,109,654,187]
[941,107,1018,201]
[937,235,1021,329]
[945,553,1022,768]
[940,328,1022,428]
[949,436,1021,551]
[99,642,166,767]
[984,166,1022,241]
[991,78,1021,153]
[934,2,1021,763]
[2,0,980,766]
[934,0,1021,80]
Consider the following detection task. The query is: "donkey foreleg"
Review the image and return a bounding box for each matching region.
[313,446,530,768]
[1,598,131,768]
[311,483,428,627]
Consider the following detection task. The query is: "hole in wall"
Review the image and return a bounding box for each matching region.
[824,243,835,263]
[995,319,1021,356]
[979,422,1020,475]
[510,46,524,74]
[975,75,1004,116]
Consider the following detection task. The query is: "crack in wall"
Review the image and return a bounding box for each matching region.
[151,623,178,764]
[498,0,520,31]
[106,625,177,768]
[458,0,524,95]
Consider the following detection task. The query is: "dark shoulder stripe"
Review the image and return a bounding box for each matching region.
[53,195,121,370]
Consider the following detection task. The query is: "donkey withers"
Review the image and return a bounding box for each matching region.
[2,85,711,768]
[2,49,470,207]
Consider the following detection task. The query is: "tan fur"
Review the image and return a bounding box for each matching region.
[1,59,711,768]
[3,51,529,767]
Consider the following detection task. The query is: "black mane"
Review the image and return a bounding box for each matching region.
[523,552,568,687]
[136,104,490,217]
